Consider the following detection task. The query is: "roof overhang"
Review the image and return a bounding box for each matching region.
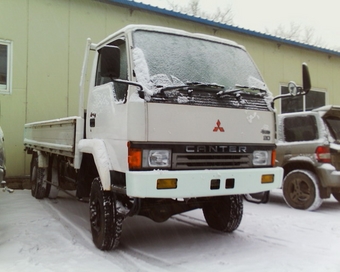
[104,0,340,57]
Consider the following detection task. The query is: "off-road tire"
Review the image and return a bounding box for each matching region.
[90,178,123,250]
[30,153,46,199]
[283,170,323,211]
[203,195,243,232]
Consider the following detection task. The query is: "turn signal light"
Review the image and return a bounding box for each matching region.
[128,148,142,169]
[261,174,274,183]
[271,149,276,167]
[157,178,177,189]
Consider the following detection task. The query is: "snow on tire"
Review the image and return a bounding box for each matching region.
[202,195,243,232]
[89,178,122,250]
[282,170,323,211]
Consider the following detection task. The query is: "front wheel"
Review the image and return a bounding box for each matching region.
[202,195,243,232]
[89,178,123,250]
[282,170,323,211]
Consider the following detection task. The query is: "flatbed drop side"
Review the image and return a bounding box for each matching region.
[24,25,310,250]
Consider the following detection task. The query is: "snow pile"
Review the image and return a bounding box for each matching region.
[1,190,340,271]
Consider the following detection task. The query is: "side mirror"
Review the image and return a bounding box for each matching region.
[273,63,312,101]
[99,46,120,79]
[302,63,311,94]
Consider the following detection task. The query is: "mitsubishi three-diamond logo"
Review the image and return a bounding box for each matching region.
[213,119,225,132]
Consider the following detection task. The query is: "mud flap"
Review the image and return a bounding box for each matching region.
[243,191,270,204]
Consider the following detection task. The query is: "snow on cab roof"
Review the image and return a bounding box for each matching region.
[93,24,242,50]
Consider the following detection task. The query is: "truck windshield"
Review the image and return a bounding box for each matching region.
[132,30,267,97]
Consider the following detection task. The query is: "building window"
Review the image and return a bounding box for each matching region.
[0,40,12,94]
[280,86,326,113]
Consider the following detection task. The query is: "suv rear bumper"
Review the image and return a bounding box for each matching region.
[317,164,340,188]
[126,167,283,198]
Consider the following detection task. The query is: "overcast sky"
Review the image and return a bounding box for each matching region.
[137,0,340,50]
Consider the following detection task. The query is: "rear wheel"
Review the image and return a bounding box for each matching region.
[89,178,123,250]
[282,170,323,211]
[203,195,243,232]
[30,153,46,199]
[46,156,59,199]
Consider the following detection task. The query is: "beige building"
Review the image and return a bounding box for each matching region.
[1,0,340,178]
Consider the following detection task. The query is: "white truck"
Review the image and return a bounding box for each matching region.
[24,25,309,250]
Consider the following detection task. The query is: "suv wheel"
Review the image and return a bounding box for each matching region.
[282,170,323,211]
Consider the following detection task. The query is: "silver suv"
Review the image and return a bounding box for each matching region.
[276,105,340,210]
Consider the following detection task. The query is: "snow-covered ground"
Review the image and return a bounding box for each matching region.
[1,189,339,272]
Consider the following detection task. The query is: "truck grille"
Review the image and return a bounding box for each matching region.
[172,153,251,169]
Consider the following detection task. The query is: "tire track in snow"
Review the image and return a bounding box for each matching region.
[173,211,290,248]
[116,245,188,272]
[42,197,180,271]
[43,199,93,247]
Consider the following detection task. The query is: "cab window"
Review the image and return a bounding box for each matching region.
[95,38,128,101]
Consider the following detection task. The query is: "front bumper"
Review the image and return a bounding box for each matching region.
[126,167,283,198]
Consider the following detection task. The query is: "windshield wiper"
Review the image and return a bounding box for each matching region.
[217,84,267,98]
[159,81,224,93]
[235,84,267,93]
[186,82,225,89]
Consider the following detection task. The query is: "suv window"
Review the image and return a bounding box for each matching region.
[284,115,318,142]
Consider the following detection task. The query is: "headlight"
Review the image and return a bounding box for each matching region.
[253,150,271,166]
[142,150,171,168]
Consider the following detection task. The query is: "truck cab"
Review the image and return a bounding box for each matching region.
[84,26,281,197]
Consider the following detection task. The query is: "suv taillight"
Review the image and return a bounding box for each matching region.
[315,146,331,163]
